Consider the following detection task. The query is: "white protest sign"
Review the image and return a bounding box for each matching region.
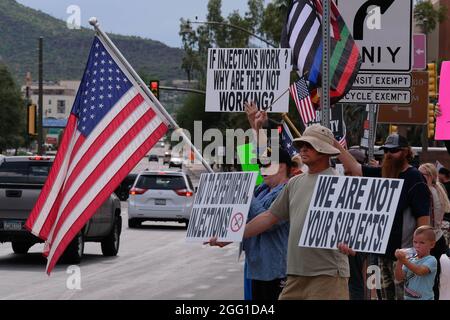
[205,48,292,113]
[298,175,404,254]
[186,172,257,242]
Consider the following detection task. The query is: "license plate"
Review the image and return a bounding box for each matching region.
[3,221,22,231]
[155,199,166,205]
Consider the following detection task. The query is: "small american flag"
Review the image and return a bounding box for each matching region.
[289,77,316,126]
[281,121,299,158]
[25,36,169,274]
[338,134,347,149]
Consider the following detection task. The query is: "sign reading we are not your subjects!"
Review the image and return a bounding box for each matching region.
[299,175,403,254]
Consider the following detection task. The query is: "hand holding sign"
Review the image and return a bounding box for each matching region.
[204,236,231,248]
[245,101,258,130]
[337,243,356,256]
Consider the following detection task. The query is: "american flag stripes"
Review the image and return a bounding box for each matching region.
[25,36,169,274]
[289,77,316,126]
[338,134,347,149]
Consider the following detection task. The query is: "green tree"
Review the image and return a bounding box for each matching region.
[177,0,286,137]
[261,0,290,45]
[414,0,447,34]
[0,63,25,153]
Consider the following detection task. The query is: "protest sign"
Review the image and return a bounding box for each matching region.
[186,172,257,242]
[298,175,403,254]
[205,48,292,113]
[436,61,450,140]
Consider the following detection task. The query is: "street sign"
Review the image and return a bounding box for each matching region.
[340,89,411,104]
[378,71,429,124]
[413,34,427,70]
[352,73,411,88]
[337,0,413,72]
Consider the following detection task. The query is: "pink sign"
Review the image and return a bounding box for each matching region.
[413,34,426,70]
[435,61,450,140]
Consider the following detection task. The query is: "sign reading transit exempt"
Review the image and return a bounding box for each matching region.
[352,73,411,88]
[337,0,413,72]
[340,89,411,104]
[186,172,257,242]
[299,175,404,254]
[205,48,292,113]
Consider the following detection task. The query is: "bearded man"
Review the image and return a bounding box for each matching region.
[335,133,430,300]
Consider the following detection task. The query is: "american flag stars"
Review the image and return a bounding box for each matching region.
[74,38,132,136]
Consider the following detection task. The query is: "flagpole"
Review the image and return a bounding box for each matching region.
[262,88,290,112]
[321,0,331,128]
[89,17,213,173]
[281,113,302,138]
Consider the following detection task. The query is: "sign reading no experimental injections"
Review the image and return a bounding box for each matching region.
[205,48,292,113]
[186,172,257,242]
[299,175,403,254]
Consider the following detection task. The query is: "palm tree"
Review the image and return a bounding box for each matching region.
[414,1,447,34]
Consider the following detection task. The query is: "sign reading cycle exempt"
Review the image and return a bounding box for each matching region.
[299,175,403,254]
[205,48,292,113]
[341,89,411,104]
[186,172,257,242]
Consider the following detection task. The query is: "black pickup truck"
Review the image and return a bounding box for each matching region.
[0,156,122,263]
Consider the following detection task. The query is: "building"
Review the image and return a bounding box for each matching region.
[415,0,450,63]
[22,80,80,119]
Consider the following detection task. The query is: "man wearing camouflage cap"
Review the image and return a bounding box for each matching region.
[336,133,430,300]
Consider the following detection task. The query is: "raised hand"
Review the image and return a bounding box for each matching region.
[245,101,258,129]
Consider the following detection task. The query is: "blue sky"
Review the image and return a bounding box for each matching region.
[16,0,265,48]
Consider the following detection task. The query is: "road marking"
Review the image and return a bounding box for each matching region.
[177,293,195,298]
[196,285,211,290]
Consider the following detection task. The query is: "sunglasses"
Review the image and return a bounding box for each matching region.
[296,142,313,149]
[384,148,403,154]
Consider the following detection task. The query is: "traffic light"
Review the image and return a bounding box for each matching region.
[27,104,37,136]
[428,63,437,99]
[149,80,159,99]
[389,124,398,135]
[428,103,435,138]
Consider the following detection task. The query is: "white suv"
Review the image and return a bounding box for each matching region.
[127,171,195,228]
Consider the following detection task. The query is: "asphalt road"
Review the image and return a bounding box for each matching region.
[0,157,244,300]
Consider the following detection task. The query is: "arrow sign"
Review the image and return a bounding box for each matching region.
[392,105,412,118]
[337,0,413,72]
[413,34,427,70]
[352,0,395,40]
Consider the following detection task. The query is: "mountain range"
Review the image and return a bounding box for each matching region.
[0,0,185,84]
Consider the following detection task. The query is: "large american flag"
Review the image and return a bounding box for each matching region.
[25,36,169,274]
[289,77,316,126]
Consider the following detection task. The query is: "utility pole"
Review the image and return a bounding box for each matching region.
[38,37,44,155]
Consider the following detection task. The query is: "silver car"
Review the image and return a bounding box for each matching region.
[127,171,195,228]
[0,156,121,263]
